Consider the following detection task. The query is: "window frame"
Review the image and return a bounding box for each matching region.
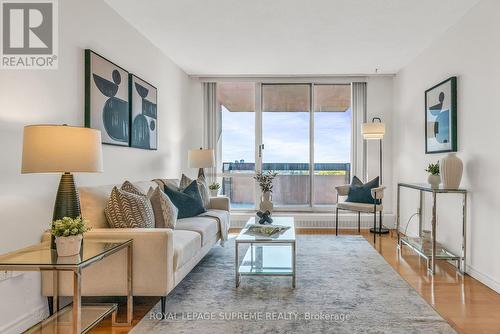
[218,81,353,212]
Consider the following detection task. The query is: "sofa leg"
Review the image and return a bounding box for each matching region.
[335,208,339,236]
[358,212,361,233]
[47,297,53,316]
[160,296,166,318]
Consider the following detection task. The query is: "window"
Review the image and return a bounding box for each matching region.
[217,82,351,210]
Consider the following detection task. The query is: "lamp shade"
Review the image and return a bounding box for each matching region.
[188,148,215,168]
[22,125,103,173]
[362,122,385,140]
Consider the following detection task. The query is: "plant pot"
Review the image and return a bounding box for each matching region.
[440,153,463,189]
[210,189,219,197]
[55,234,83,257]
[259,191,274,212]
[427,174,441,188]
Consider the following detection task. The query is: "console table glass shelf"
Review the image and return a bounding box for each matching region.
[0,238,133,334]
[396,183,467,275]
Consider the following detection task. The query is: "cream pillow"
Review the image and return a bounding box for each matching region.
[147,187,178,229]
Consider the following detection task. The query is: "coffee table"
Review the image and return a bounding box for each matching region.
[235,216,296,288]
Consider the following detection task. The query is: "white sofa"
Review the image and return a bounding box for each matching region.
[41,179,230,313]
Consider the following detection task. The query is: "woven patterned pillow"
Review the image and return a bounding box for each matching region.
[147,187,178,229]
[104,187,155,228]
[180,174,210,208]
[121,180,144,196]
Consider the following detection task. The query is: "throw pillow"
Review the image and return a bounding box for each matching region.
[121,180,144,196]
[163,180,207,219]
[104,187,155,228]
[180,174,210,208]
[147,186,178,229]
[346,176,380,204]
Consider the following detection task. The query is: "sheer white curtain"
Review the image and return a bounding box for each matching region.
[203,82,221,184]
[351,82,367,182]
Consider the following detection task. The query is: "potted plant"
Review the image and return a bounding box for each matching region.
[51,216,90,257]
[254,171,278,212]
[425,162,441,188]
[209,182,220,197]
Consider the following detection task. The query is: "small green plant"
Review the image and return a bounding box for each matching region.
[209,182,220,191]
[254,171,278,193]
[425,162,440,175]
[51,216,90,237]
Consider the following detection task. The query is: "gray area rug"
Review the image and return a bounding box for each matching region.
[131,235,455,333]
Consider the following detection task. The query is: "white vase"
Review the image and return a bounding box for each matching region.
[55,234,83,257]
[440,153,463,189]
[427,174,441,188]
[210,189,219,197]
[259,191,274,213]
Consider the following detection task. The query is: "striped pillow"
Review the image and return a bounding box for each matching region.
[104,187,155,228]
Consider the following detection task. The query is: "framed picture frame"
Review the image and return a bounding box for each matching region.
[129,74,158,150]
[425,76,457,154]
[85,49,130,146]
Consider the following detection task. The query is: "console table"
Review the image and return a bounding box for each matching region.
[396,183,467,275]
[0,238,133,333]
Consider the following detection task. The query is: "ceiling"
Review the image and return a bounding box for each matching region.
[105,0,480,76]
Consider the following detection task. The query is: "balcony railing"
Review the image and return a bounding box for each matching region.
[221,162,350,208]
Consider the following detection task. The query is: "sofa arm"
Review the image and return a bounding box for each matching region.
[335,184,351,197]
[371,186,386,200]
[208,196,230,211]
[41,228,174,297]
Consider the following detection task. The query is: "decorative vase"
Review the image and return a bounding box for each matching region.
[210,189,219,197]
[440,153,463,189]
[55,234,83,257]
[427,174,441,188]
[259,191,274,212]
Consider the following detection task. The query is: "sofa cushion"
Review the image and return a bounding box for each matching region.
[180,174,210,208]
[172,230,201,270]
[176,217,219,246]
[346,176,380,204]
[104,187,155,228]
[164,180,206,219]
[147,187,178,229]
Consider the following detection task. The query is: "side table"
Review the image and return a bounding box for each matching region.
[0,238,133,333]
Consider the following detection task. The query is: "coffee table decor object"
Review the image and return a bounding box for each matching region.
[256,210,273,224]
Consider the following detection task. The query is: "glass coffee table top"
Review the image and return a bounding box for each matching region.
[236,217,296,243]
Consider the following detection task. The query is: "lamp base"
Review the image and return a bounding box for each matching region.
[51,172,81,249]
[198,168,205,178]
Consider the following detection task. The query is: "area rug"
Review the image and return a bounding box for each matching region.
[131,235,455,333]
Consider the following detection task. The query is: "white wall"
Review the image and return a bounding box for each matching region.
[0,0,201,332]
[393,0,500,292]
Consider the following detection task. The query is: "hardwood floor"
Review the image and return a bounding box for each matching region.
[91,229,500,334]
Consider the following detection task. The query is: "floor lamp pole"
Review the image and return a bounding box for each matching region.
[370,137,389,234]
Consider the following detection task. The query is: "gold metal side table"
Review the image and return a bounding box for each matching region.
[0,238,133,333]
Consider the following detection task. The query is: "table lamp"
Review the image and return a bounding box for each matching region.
[188,148,215,178]
[22,125,103,248]
[361,117,387,234]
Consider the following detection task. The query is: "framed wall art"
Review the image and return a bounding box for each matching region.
[425,76,457,154]
[129,74,158,150]
[85,49,130,146]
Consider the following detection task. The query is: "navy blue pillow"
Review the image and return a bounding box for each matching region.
[346,176,380,204]
[163,180,206,219]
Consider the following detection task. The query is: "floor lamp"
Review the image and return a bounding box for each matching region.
[361,117,389,234]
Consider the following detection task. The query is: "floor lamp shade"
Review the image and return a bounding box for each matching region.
[21,125,103,249]
[361,121,385,140]
[188,148,215,178]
